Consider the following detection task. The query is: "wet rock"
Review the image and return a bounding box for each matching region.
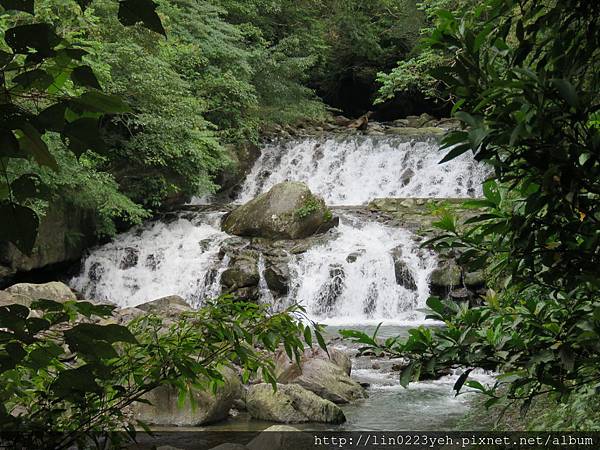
[449,287,471,300]
[314,264,345,316]
[246,383,345,424]
[346,249,365,263]
[6,282,76,303]
[221,256,259,290]
[114,307,146,324]
[136,295,191,315]
[119,247,139,270]
[393,259,417,291]
[222,182,336,240]
[400,168,415,187]
[464,271,485,287]
[430,260,462,288]
[264,261,290,295]
[132,366,241,426]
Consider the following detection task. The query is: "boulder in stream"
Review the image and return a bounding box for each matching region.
[246,383,345,424]
[222,182,336,240]
[131,366,241,426]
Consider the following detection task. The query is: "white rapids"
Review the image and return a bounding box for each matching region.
[237,135,488,205]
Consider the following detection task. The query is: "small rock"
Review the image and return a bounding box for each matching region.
[136,295,191,315]
[371,362,381,370]
[400,168,415,187]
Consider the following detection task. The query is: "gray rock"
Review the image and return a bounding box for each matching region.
[430,260,462,288]
[114,307,146,324]
[393,259,417,291]
[131,366,241,426]
[222,182,336,240]
[274,346,352,379]
[6,282,76,303]
[464,271,485,287]
[136,295,191,315]
[278,356,366,404]
[247,425,313,450]
[400,168,415,187]
[0,290,33,307]
[221,257,259,290]
[246,383,345,424]
[264,261,290,295]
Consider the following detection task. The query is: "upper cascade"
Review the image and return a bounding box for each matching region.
[236,135,489,206]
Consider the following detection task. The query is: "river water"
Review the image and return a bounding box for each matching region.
[70,132,493,430]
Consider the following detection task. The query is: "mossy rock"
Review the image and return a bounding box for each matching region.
[222,182,336,240]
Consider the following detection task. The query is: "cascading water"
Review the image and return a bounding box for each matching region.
[70,212,229,308]
[71,132,485,320]
[237,135,489,205]
[287,214,437,325]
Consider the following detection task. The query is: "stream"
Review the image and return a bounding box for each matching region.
[70,132,493,430]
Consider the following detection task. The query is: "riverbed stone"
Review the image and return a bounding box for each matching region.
[274,346,352,379]
[221,256,260,290]
[264,261,290,295]
[136,295,191,314]
[0,290,33,307]
[393,258,417,291]
[430,260,462,288]
[246,383,345,424]
[131,366,241,426]
[278,354,366,404]
[5,282,76,303]
[222,182,336,240]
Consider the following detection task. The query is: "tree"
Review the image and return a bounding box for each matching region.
[344,0,600,425]
[0,296,322,449]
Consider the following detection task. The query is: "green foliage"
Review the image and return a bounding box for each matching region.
[0,296,322,448]
[345,0,600,429]
[377,0,474,100]
[295,197,321,219]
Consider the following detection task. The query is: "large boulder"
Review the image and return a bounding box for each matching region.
[5,282,76,303]
[274,347,352,378]
[222,182,336,240]
[131,366,241,426]
[430,259,462,288]
[275,348,365,404]
[0,290,33,307]
[246,383,345,424]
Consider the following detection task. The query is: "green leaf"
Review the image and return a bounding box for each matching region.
[0,0,34,14]
[11,174,50,202]
[0,130,22,158]
[4,23,60,55]
[439,143,471,164]
[400,361,416,388]
[118,0,166,36]
[314,327,328,355]
[35,102,68,132]
[71,91,131,114]
[65,323,138,345]
[18,122,58,170]
[70,66,101,89]
[51,365,102,397]
[63,118,105,156]
[453,368,473,395]
[551,79,578,107]
[0,201,39,255]
[12,69,53,90]
[303,325,312,347]
[482,180,501,205]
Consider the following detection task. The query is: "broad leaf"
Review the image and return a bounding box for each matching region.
[0,201,39,255]
[118,0,166,36]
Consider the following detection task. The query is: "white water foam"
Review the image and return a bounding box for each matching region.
[287,215,438,325]
[70,213,229,308]
[238,136,489,205]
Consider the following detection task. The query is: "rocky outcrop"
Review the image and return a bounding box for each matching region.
[5,282,76,303]
[0,201,96,284]
[136,295,191,315]
[222,182,336,240]
[273,347,365,404]
[131,366,241,426]
[246,383,345,424]
[246,425,313,450]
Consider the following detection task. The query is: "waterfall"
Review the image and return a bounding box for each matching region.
[70,212,229,308]
[71,132,485,322]
[287,214,437,325]
[237,135,489,205]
